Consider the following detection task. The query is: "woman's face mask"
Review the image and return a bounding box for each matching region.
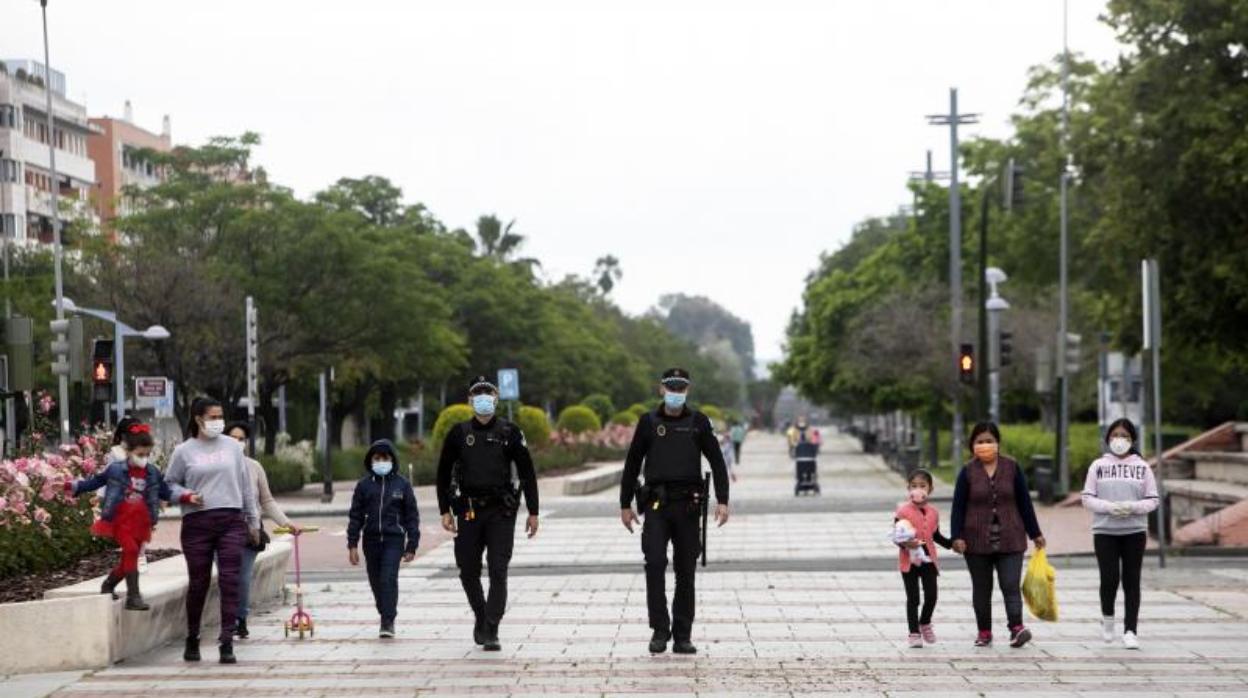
[973,441,999,463]
[201,419,225,439]
[1109,436,1132,457]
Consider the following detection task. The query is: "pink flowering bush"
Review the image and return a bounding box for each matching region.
[0,394,112,582]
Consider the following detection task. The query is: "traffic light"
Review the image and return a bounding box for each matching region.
[959,343,975,384]
[49,319,71,378]
[1064,332,1083,374]
[92,358,111,385]
[1000,331,1014,367]
[1003,158,1024,211]
[90,338,115,402]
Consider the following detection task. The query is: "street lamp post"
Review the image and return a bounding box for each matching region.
[40,0,71,445]
[56,299,170,419]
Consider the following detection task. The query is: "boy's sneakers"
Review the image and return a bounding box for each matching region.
[379,622,395,639]
[1101,616,1115,643]
[183,636,201,662]
[920,624,936,644]
[1122,631,1141,650]
[907,633,923,648]
[974,630,992,647]
[1009,625,1033,648]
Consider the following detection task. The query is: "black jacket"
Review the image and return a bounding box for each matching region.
[435,417,539,516]
[346,440,421,553]
[618,405,730,509]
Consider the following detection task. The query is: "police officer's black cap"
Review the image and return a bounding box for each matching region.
[661,367,691,386]
[468,375,499,394]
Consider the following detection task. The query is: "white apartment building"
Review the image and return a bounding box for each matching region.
[0,59,98,246]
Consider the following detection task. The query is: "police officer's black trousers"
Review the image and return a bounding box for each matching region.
[454,504,517,625]
[641,501,701,641]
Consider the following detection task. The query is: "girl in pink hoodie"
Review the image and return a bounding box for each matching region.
[891,469,952,648]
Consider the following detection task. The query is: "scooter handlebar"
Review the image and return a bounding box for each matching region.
[273,525,319,535]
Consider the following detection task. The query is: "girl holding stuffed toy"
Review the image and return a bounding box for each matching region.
[891,469,952,648]
[67,423,200,610]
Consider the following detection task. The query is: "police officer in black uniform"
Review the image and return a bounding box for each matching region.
[437,375,540,651]
[619,368,730,655]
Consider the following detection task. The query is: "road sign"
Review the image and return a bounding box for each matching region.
[497,369,519,401]
[134,376,171,410]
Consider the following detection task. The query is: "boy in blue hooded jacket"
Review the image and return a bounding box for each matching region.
[347,439,421,638]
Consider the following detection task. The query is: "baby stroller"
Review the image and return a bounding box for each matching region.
[792,426,821,496]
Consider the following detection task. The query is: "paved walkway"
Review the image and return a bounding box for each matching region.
[39,431,1248,696]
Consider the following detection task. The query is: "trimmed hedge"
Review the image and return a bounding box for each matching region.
[432,404,475,445]
[610,410,639,426]
[556,405,601,434]
[259,456,306,494]
[700,405,725,423]
[516,405,552,448]
[627,402,650,417]
[580,394,616,425]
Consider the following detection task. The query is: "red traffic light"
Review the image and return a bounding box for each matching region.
[958,343,975,383]
[92,359,112,385]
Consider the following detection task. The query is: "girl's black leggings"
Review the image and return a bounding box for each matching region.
[1094,532,1146,633]
[901,564,938,633]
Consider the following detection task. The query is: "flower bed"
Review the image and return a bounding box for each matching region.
[0,548,181,604]
[0,392,113,584]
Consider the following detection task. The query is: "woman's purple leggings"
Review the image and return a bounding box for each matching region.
[181,509,247,644]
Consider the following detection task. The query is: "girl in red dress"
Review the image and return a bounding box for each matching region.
[68,423,199,609]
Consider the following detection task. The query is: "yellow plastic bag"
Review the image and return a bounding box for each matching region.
[1022,548,1058,621]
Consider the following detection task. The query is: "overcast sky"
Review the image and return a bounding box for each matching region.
[5,1,1125,367]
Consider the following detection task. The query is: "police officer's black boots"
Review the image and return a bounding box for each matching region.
[649,629,671,654]
[100,571,123,600]
[482,622,501,652]
[473,612,487,645]
[123,572,150,611]
[672,638,697,655]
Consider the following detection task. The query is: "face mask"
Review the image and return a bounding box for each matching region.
[131,456,150,467]
[202,419,225,438]
[973,442,999,463]
[1109,437,1132,457]
[372,460,393,477]
[471,395,497,416]
[663,392,687,410]
[908,487,929,504]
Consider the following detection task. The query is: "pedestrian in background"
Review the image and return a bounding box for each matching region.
[730,422,747,464]
[950,422,1046,648]
[1081,418,1158,650]
[225,421,298,640]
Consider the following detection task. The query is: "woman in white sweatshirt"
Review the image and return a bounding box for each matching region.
[1081,418,1159,650]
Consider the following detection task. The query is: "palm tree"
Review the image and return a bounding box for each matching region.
[475,215,526,260]
[593,255,623,295]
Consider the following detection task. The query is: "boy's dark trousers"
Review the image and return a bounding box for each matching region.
[454,503,517,625]
[363,537,405,624]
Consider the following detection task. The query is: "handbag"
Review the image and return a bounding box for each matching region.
[246,526,271,552]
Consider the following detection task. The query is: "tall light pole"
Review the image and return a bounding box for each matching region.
[1056,0,1074,493]
[928,89,979,466]
[40,0,71,444]
[985,268,1010,423]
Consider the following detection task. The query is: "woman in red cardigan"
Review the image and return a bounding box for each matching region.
[950,422,1046,648]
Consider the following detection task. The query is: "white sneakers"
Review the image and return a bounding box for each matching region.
[1122,631,1141,650]
[1101,617,1115,643]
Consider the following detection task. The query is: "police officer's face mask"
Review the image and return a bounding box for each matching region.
[472,394,497,416]
[662,389,687,410]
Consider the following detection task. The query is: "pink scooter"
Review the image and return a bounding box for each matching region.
[273,525,318,639]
